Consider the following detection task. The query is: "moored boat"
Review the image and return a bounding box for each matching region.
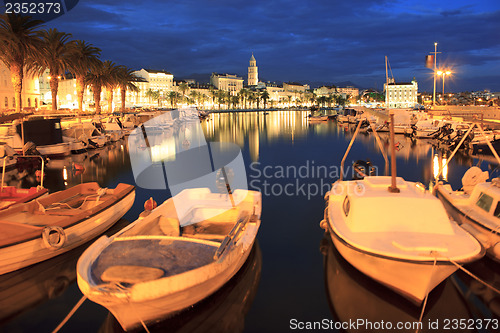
[435,166,500,262]
[322,176,484,304]
[77,188,261,331]
[0,182,135,275]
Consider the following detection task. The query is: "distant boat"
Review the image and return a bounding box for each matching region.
[435,166,500,262]
[77,188,261,331]
[0,182,135,275]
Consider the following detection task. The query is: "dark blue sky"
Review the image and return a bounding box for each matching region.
[41,0,500,92]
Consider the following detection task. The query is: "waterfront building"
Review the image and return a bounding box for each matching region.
[210,73,243,95]
[283,82,310,93]
[133,69,174,106]
[0,62,40,112]
[384,78,418,108]
[248,53,258,86]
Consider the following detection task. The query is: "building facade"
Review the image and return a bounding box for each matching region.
[248,53,258,86]
[384,79,418,108]
[210,73,243,95]
[0,62,40,112]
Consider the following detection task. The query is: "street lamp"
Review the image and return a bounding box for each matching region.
[437,70,451,104]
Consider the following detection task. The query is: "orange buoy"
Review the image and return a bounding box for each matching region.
[144,197,157,211]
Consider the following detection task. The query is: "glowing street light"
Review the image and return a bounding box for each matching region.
[437,70,451,103]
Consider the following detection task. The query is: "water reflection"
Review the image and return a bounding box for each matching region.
[320,236,497,333]
[100,242,262,333]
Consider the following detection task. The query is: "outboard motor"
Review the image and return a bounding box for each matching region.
[353,160,375,180]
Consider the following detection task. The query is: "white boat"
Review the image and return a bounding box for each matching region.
[322,176,484,304]
[411,119,444,138]
[0,182,135,275]
[0,119,71,158]
[77,188,261,331]
[435,166,500,261]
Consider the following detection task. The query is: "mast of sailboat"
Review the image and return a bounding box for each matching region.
[386,55,399,193]
[388,113,399,193]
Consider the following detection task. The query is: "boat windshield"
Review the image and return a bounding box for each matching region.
[476,192,494,213]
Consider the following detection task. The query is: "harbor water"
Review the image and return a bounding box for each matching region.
[0,110,499,332]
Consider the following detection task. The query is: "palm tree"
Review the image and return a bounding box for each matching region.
[35,28,75,113]
[261,90,270,109]
[85,60,105,114]
[85,60,120,114]
[67,40,101,115]
[0,14,43,113]
[189,90,199,107]
[102,61,122,113]
[167,91,179,108]
[117,66,139,112]
[178,82,189,103]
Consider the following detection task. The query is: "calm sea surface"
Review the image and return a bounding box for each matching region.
[1,110,499,333]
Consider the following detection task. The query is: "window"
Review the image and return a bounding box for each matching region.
[343,196,350,217]
[4,97,7,108]
[476,192,493,212]
[12,97,15,108]
[27,98,31,107]
[494,202,500,218]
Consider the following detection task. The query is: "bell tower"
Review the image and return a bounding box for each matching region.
[248,53,258,86]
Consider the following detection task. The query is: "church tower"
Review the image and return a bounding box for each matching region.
[248,53,258,86]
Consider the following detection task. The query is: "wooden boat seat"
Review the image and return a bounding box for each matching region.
[182,207,240,237]
[101,265,164,284]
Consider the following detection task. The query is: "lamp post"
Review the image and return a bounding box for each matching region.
[437,70,451,104]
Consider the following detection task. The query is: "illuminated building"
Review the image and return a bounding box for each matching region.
[384,78,418,108]
[0,62,40,111]
[210,73,243,95]
[248,53,258,86]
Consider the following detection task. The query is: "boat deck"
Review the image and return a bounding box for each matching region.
[90,238,218,285]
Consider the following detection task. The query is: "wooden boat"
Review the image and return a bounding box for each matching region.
[0,182,135,275]
[100,242,262,333]
[77,188,261,331]
[322,176,484,304]
[435,166,500,262]
[0,186,48,211]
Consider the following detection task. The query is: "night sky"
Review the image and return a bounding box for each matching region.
[15,0,500,92]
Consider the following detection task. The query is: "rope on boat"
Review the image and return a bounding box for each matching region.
[37,188,108,212]
[447,258,500,295]
[51,295,87,333]
[416,254,437,333]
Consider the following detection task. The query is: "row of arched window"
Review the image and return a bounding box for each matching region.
[2,97,38,109]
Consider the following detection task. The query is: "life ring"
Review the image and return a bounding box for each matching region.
[42,226,66,250]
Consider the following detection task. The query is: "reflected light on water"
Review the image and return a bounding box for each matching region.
[150,136,176,163]
[432,153,448,181]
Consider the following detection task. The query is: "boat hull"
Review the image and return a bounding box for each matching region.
[79,231,257,331]
[326,224,458,304]
[0,187,135,275]
[436,187,500,262]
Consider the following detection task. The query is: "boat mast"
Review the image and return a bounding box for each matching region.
[386,56,399,193]
[388,113,400,193]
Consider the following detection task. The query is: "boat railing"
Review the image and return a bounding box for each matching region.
[1,154,45,192]
[213,213,251,260]
[339,117,389,181]
[436,123,500,180]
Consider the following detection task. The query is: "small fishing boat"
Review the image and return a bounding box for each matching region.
[435,167,500,261]
[322,176,483,304]
[0,186,48,211]
[321,115,484,305]
[0,182,135,275]
[77,188,261,331]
